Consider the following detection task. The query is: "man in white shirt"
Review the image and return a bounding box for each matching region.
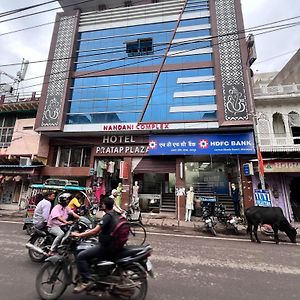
[33,191,56,229]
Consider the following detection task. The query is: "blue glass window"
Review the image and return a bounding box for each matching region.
[180,18,210,27]
[67,68,216,124]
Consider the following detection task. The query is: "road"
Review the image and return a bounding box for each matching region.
[1,220,300,300]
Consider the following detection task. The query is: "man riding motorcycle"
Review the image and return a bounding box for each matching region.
[71,196,122,293]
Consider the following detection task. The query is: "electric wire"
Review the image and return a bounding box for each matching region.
[0,0,97,24]
[0,1,57,18]
[1,15,300,68]
[12,19,300,92]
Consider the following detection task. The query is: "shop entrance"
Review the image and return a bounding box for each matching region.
[290,177,300,221]
[133,157,176,213]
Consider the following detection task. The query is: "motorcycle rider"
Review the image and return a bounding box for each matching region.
[32,191,56,230]
[71,197,120,293]
[47,193,80,256]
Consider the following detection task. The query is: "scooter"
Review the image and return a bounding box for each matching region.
[215,203,239,234]
[202,205,217,236]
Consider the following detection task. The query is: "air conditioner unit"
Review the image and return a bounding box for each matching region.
[20,157,31,166]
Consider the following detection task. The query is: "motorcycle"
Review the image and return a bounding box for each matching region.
[215,204,239,234]
[35,225,154,300]
[202,204,217,236]
[26,216,94,262]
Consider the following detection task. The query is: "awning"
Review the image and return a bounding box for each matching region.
[0,165,44,175]
[133,157,176,173]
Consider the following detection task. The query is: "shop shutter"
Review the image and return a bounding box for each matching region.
[133,157,176,173]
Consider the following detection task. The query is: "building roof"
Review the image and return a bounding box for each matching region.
[268,49,300,86]
[58,0,170,12]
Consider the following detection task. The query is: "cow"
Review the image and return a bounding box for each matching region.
[245,206,297,244]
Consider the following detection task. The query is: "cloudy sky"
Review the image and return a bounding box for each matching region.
[0,0,299,95]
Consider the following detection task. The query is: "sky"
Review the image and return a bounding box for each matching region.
[0,0,299,96]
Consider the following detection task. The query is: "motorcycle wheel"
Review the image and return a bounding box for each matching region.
[36,261,68,300]
[28,235,48,262]
[112,264,148,300]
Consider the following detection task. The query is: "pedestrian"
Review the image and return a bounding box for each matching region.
[32,191,56,230]
[185,186,194,222]
[110,189,124,214]
[230,183,240,217]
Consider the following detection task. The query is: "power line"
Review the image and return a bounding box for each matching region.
[0,0,149,24]
[254,49,298,65]
[1,14,299,70]
[10,22,300,95]
[0,1,57,18]
[0,0,96,24]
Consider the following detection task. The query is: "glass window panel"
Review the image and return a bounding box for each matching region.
[4,116,16,127]
[82,148,91,167]
[180,18,210,27]
[58,148,70,167]
[69,148,82,167]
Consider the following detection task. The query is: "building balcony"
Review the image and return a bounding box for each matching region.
[259,134,300,152]
[254,84,300,99]
[0,92,40,112]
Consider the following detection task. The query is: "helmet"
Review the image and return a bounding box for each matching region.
[58,192,72,207]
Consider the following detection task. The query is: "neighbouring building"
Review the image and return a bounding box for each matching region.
[253,49,300,222]
[35,0,255,218]
[0,92,48,205]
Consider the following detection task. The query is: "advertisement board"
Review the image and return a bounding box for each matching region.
[148,132,255,155]
[254,189,272,207]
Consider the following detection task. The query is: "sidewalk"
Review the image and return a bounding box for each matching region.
[1,204,298,240]
[0,203,246,235]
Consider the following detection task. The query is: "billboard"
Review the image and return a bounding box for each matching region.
[148,132,255,155]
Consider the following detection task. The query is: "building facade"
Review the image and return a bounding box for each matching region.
[35,0,255,217]
[253,51,300,222]
[0,92,48,205]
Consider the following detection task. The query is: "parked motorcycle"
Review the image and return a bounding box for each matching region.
[35,225,154,300]
[215,204,239,234]
[202,204,217,236]
[26,216,93,262]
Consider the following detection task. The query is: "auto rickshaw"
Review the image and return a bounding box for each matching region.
[22,179,95,234]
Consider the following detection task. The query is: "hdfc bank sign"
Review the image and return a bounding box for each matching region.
[103,123,169,131]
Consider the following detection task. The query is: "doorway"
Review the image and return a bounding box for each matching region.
[289,177,300,221]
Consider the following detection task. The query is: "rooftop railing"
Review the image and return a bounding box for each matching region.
[254,84,300,97]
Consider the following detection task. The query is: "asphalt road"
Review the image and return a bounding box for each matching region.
[1,220,300,300]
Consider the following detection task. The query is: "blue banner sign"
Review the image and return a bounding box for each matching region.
[148,132,255,155]
[200,196,217,203]
[254,189,272,207]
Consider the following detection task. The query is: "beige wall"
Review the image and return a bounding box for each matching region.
[3,118,49,158]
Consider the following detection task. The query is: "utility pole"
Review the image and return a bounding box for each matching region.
[0,58,29,96]
[246,34,266,190]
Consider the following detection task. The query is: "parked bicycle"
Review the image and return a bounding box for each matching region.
[124,198,146,246]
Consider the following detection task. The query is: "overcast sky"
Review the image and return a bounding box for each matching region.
[0,0,299,95]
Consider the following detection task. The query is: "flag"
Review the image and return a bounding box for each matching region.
[257,147,264,176]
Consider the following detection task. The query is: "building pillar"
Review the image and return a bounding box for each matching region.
[239,157,255,209]
[175,157,186,220]
[121,157,132,209]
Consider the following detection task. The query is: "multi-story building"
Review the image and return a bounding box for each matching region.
[0,92,48,204]
[35,0,255,217]
[253,49,300,222]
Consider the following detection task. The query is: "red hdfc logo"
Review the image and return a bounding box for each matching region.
[198,139,209,149]
[148,140,158,150]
